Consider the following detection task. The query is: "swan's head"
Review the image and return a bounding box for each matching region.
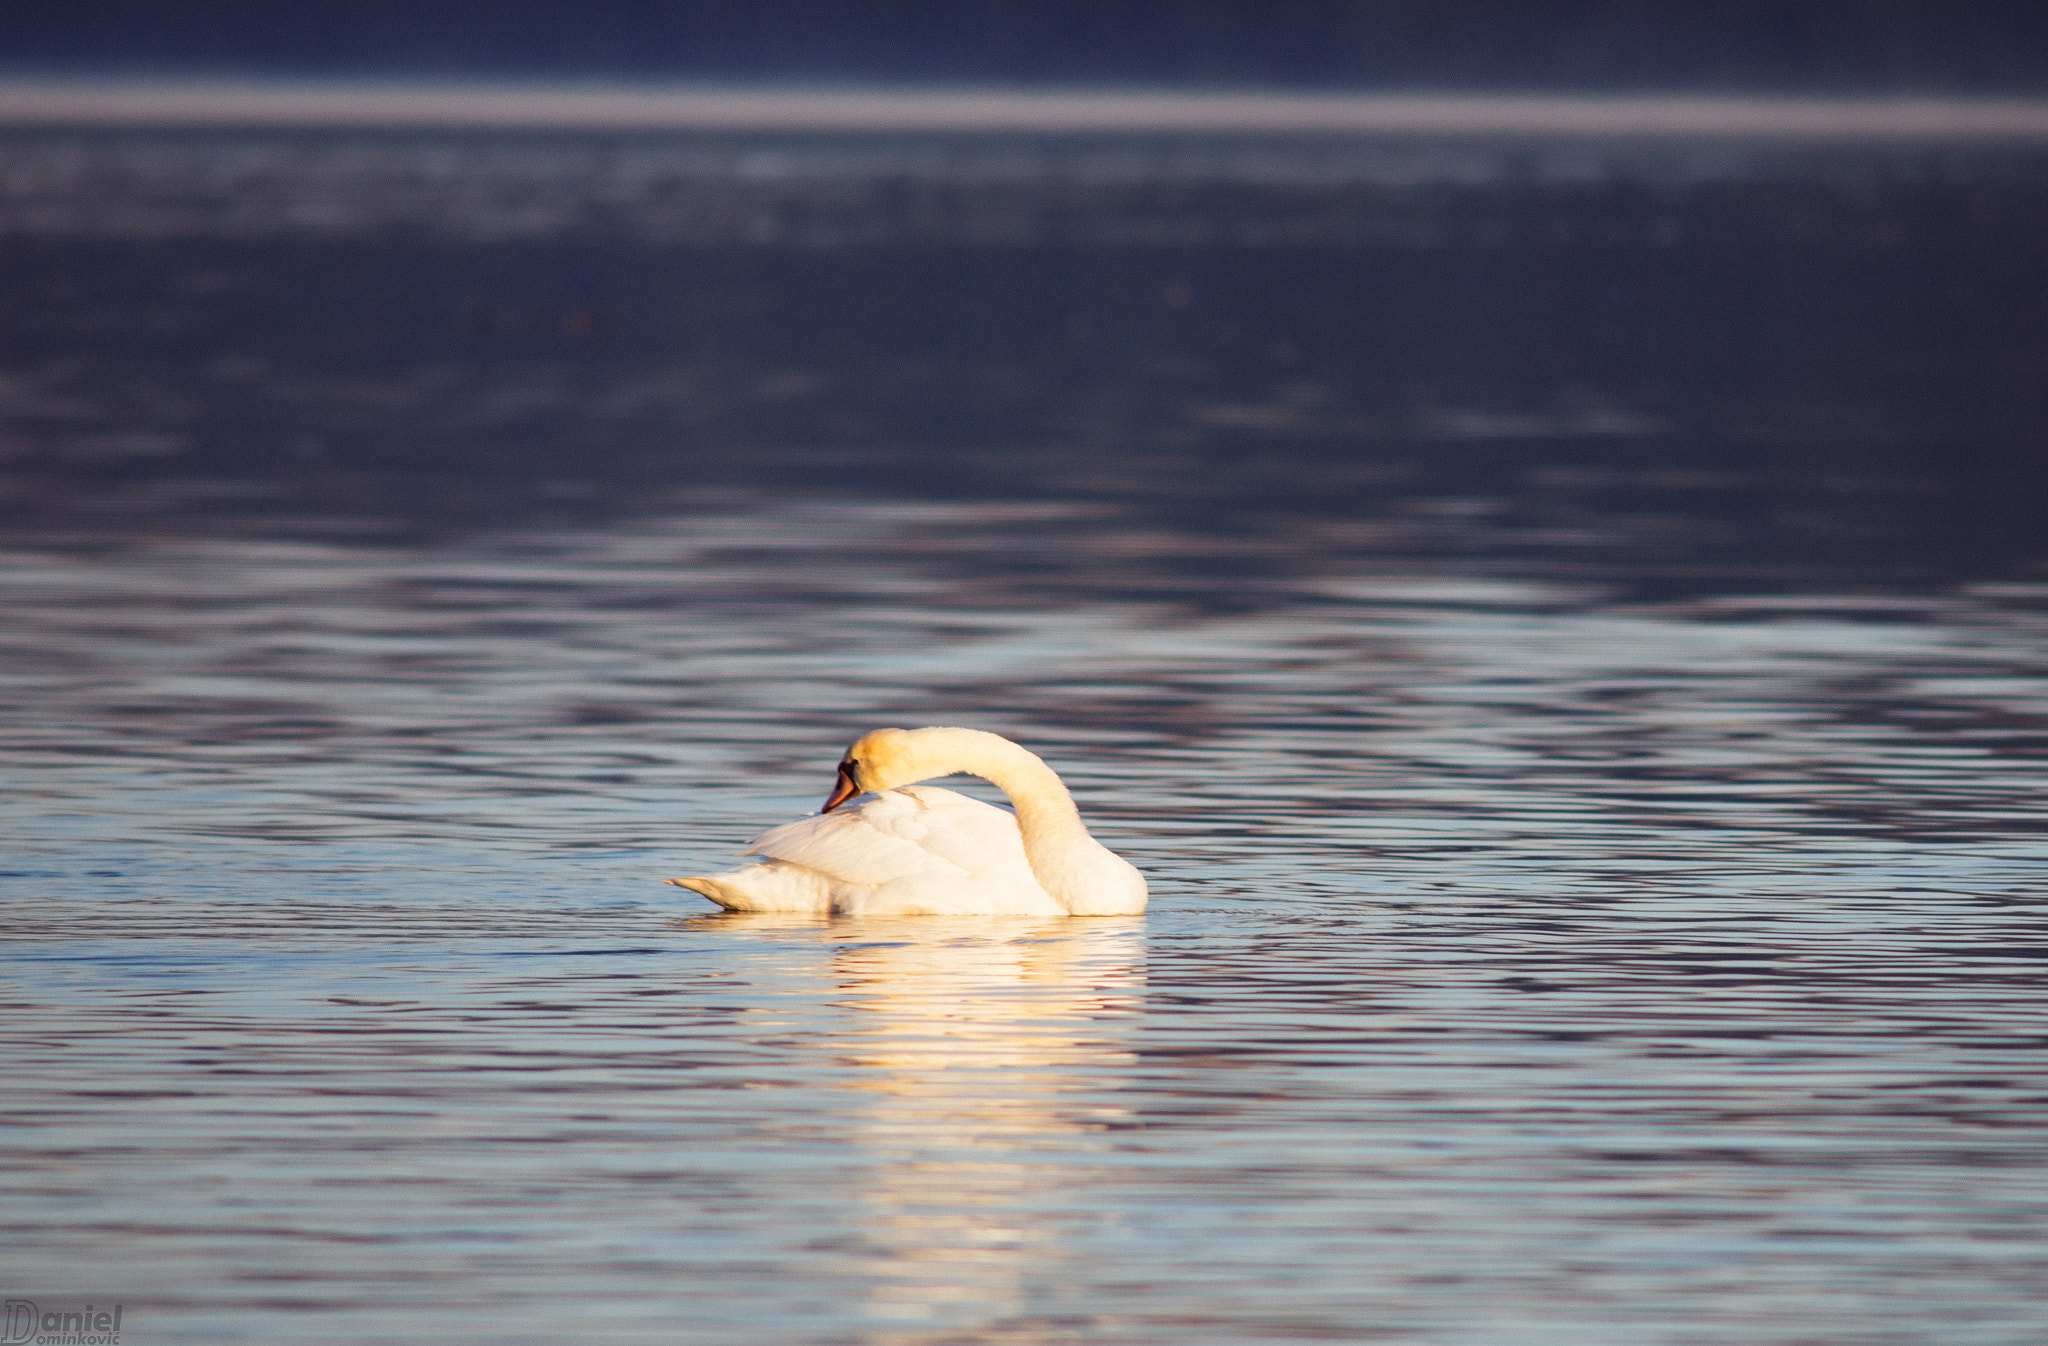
[821,726,1011,812]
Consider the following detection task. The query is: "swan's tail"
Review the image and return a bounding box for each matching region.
[664,876,742,909]
[663,862,835,912]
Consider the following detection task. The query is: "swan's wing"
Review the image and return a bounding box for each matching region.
[743,789,972,885]
[738,787,1058,916]
[888,786,1035,879]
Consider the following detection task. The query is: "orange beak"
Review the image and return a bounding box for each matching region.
[821,761,861,813]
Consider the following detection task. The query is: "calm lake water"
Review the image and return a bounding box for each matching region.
[4,127,2048,1344]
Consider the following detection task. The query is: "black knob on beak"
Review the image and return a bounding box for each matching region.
[821,760,862,813]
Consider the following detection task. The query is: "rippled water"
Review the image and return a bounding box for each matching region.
[5,128,2048,1344]
[8,491,2047,1344]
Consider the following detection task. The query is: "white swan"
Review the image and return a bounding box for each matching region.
[665,727,1148,916]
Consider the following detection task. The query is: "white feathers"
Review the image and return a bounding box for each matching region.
[667,728,1148,917]
[673,787,1064,916]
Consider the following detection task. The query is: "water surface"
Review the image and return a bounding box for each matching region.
[3,127,2047,1345]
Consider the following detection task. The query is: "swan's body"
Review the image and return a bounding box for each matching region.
[667,728,1147,916]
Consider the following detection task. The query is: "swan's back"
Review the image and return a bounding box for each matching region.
[747,786,1025,879]
[680,786,1063,916]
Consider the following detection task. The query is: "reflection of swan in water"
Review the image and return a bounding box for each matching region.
[711,915,1145,1338]
[667,728,1147,916]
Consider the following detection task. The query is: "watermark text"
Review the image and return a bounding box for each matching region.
[3,1300,123,1346]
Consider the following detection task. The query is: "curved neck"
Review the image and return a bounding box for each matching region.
[970,742,1087,841]
[911,728,1089,847]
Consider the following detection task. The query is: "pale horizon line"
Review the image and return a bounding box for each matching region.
[4,80,2048,139]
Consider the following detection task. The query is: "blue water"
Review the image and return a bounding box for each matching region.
[3,127,2048,1344]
